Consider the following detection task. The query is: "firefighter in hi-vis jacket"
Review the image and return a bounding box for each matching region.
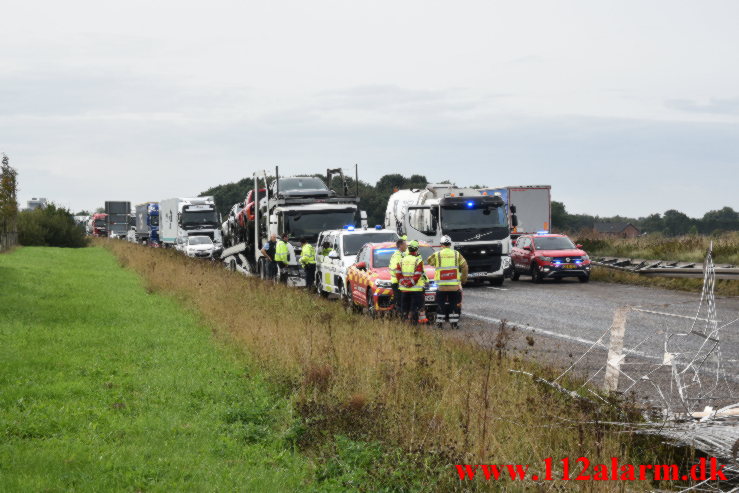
[426,235,468,328]
[396,240,428,324]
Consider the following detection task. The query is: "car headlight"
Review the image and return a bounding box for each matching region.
[581,254,589,261]
[425,282,438,291]
[539,256,553,261]
[374,279,392,288]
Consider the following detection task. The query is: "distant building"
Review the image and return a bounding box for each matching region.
[25,197,47,211]
[594,221,640,238]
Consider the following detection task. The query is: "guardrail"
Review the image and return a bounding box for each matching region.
[593,257,739,280]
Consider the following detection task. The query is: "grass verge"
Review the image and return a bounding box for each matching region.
[0,247,314,491]
[102,240,695,491]
[575,232,739,265]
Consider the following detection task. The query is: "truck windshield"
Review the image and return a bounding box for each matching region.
[373,246,433,267]
[343,233,398,256]
[284,211,356,240]
[533,237,575,250]
[94,219,105,227]
[181,210,218,228]
[150,216,159,226]
[440,207,507,231]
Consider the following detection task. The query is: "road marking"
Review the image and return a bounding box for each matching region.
[631,307,720,323]
[486,287,509,291]
[463,312,655,360]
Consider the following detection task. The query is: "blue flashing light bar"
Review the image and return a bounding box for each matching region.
[466,201,474,208]
[375,225,382,229]
[537,230,549,234]
[374,248,396,255]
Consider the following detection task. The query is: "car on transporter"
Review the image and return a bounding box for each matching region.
[345,241,445,318]
[510,233,591,282]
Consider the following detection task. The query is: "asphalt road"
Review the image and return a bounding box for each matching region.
[457,277,739,405]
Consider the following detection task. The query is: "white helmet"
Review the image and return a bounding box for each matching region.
[440,235,452,245]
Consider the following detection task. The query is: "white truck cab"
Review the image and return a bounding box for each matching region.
[315,226,398,299]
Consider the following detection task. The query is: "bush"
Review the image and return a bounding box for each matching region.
[18,204,88,247]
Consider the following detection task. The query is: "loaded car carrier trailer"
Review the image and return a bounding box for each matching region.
[220,166,368,285]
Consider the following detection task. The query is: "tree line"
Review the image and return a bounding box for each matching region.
[552,201,739,236]
[202,174,738,236]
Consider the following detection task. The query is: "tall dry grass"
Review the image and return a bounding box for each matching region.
[104,240,686,490]
[575,232,739,265]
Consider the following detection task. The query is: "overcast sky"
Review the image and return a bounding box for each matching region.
[2,0,738,217]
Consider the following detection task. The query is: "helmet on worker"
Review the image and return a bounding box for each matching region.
[408,240,420,253]
[440,235,452,246]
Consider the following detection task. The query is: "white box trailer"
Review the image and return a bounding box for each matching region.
[478,186,551,237]
[159,196,222,249]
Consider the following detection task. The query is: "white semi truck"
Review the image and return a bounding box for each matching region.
[159,196,222,250]
[221,166,367,282]
[385,184,516,285]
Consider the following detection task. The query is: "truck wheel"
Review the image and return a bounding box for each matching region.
[489,278,504,287]
[578,275,590,283]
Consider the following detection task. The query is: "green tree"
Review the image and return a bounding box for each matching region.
[662,209,692,236]
[700,207,738,234]
[18,204,88,247]
[551,201,568,231]
[639,213,663,234]
[0,154,18,228]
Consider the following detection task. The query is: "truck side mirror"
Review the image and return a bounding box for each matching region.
[510,205,517,214]
[511,214,518,228]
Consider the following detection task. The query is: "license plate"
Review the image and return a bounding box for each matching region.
[424,294,435,302]
[562,264,578,269]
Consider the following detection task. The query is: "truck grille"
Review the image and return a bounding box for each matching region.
[457,244,503,273]
[552,256,582,263]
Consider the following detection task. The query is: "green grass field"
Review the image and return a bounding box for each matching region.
[0,247,314,492]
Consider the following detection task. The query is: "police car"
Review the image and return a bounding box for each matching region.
[315,226,399,299]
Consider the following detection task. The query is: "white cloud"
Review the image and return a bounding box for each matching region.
[1,0,738,216]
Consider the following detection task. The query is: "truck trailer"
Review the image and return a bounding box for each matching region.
[385,184,517,285]
[135,202,160,244]
[159,196,222,250]
[105,201,131,239]
[478,186,551,238]
[221,166,367,282]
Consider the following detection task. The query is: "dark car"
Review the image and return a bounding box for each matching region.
[510,234,591,283]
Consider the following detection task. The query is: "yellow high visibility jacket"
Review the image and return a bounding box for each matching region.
[275,240,289,263]
[300,243,316,265]
[398,254,425,292]
[389,249,405,285]
[429,248,461,286]
[427,247,468,290]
